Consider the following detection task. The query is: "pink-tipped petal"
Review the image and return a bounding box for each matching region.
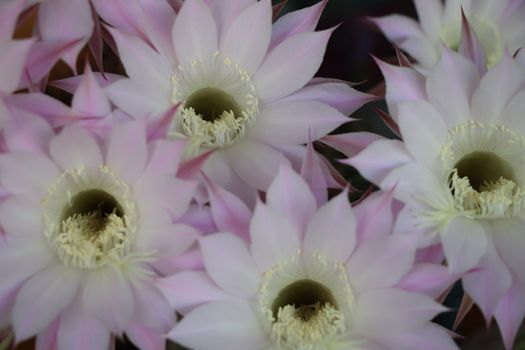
[220,0,272,74]
[494,281,525,350]
[72,66,112,116]
[300,139,328,206]
[172,0,218,65]
[266,161,317,234]
[200,233,260,298]
[254,28,333,102]
[321,132,383,158]
[270,0,327,50]
[396,263,455,299]
[353,190,394,244]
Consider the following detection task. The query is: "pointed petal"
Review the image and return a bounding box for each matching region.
[249,100,348,144]
[321,132,382,158]
[304,190,356,262]
[300,140,328,205]
[353,190,394,244]
[13,264,81,341]
[172,0,218,65]
[250,201,301,271]
[270,0,327,50]
[200,233,260,298]
[204,177,251,241]
[72,66,112,116]
[492,218,525,289]
[220,0,272,74]
[0,39,33,93]
[396,263,454,299]
[254,28,333,101]
[126,324,164,350]
[494,282,525,350]
[458,11,487,73]
[168,301,266,350]
[441,217,488,275]
[426,47,480,125]
[266,161,317,234]
[0,195,42,238]
[132,282,175,332]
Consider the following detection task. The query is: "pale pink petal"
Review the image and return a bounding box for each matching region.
[441,216,488,275]
[178,204,218,234]
[397,101,447,170]
[35,318,59,350]
[220,0,272,74]
[172,0,218,65]
[57,299,111,350]
[304,190,356,263]
[0,195,42,237]
[0,39,33,93]
[376,59,426,117]
[492,218,525,289]
[204,176,251,241]
[0,238,52,290]
[300,140,328,205]
[7,93,71,128]
[248,100,348,144]
[82,267,134,332]
[396,263,454,299]
[71,66,112,116]
[250,201,301,271]
[2,108,54,155]
[106,78,170,118]
[254,28,333,102]
[346,235,417,291]
[108,28,172,92]
[321,132,382,158]
[200,233,260,298]
[13,264,81,341]
[105,121,147,183]
[462,239,512,322]
[353,190,394,244]
[0,152,60,198]
[344,139,411,185]
[49,125,102,170]
[135,224,198,262]
[157,271,234,313]
[494,281,525,350]
[352,289,447,335]
[270,0,327,50]
[426,47,480,125]
[126,323,164,350]
[131,282,175,332]
[282,82,377,116]
[168,300,267,350]
[500,90,525,134]
[458,12,487,73]
[0,0,28,41]
[374,325,458,350]
[226,139,283,190]
[371,15,423,43]
[142,139,185,177]
[266,161,317,234]
[51,73,123,93]
[210,0,254,37]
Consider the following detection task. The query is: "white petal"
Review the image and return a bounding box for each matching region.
[220,0,271,74]
[397,101,447,170]
[49,125,103,170]
[266,161,317,234]
[0,195,42,238]
[303,190,356,263]
[168,300,267,350]
[172,0,218,65]
[426,48,480,126]
[200,233,260,298]
[248,100,348,144]
[441,216,488,274]
[132,281,175,332]
[250,201,301,271]
[492,218,525,289]
[13,264,81,341]
[254,29,333,102]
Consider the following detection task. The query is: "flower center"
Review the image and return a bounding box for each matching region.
[441,121,525,219]
[43,166,137,269]
[169,53,258,150]
[259,252,352,350]
[441,15,503,68]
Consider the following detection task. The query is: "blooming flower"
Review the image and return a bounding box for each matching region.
[159,163,457,350]
[106,0,370,200]
[0,121,199,348]
[373,0,525,70]
[348,49,525,349]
